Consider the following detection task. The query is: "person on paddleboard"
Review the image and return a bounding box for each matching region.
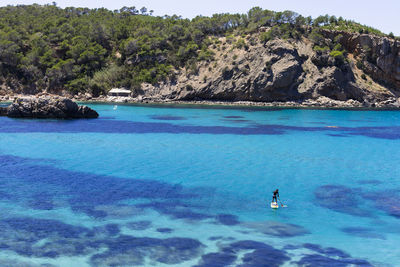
[272,189,279,203]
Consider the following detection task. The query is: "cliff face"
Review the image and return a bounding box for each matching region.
[136,31,400,107]
[323,30,400,89]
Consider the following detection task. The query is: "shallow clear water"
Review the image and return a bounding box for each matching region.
[1,103,400,266]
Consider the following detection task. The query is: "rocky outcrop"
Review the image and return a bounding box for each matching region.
[321,30,400,89]
[132,38,375,105]
[2,96,98,119]
[124,31,400,109]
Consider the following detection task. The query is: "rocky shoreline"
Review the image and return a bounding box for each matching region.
[2,93,400,110]
[0,95,98,119]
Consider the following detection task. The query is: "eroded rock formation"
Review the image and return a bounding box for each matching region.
[2,96,98,119]
[133,32,400,107]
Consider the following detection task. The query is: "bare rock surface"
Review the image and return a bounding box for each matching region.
[124,34,399,108]
[321,30,400,89]
[3,96,98,119]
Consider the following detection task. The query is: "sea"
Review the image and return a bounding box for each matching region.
[0,102,399,267]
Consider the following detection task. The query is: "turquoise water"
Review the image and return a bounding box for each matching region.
[1,103,400,266]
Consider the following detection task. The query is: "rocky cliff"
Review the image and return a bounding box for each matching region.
[133,30,400,108]
[321,30,400,87]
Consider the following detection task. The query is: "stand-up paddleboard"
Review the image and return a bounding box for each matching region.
[271,202,279,209]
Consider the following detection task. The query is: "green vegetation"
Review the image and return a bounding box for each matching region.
[329,43,346,65]
[234,38,247,50]
[313,45,330,52]
[356,60,363,69]
[317,15,384,36]
[329,50,345,65]
[0,4,392,95]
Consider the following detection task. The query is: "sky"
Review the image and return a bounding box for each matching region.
[2,0,399,36]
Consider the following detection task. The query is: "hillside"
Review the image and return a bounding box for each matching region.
[0,4,399,107]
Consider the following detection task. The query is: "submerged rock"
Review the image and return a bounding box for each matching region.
[314,185,371,217]
[3,96,98,119]
[241,221,310,237]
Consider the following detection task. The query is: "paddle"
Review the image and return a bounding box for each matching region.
[278,197,287,208]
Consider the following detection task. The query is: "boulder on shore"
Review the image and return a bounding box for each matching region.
[2,96,98,119]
